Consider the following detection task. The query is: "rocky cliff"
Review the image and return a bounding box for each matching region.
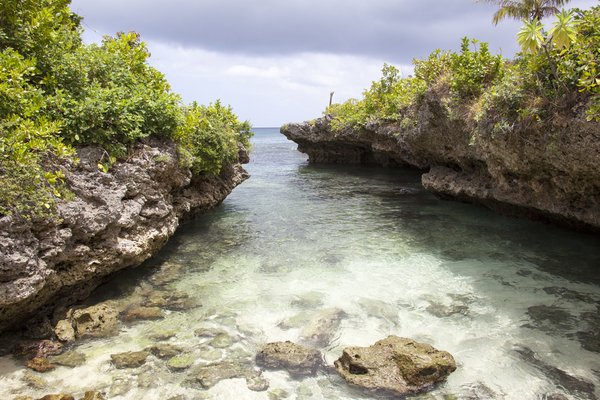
[281,93,600,232]
[0,138,249,332]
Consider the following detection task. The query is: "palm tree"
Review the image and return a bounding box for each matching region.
[478,0,572,25]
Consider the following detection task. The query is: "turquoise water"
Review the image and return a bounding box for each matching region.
[1,127,599,399]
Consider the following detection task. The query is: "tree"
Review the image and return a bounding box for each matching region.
[516,10,578,85]
[478,0,571,25]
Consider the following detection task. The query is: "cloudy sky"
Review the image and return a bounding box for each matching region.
[70,0,597,127]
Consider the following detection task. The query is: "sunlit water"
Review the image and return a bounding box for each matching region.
[2,128,599,399]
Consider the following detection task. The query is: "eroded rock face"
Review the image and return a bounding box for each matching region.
[281,105,600,232]
[256,341,323,376]
[334,335,456,396]
[0,138,249,332]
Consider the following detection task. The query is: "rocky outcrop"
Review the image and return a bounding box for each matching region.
[334,335,456,396]
[0,138,249,332]
[281,99,600,231]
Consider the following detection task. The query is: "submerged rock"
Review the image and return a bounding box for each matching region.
[268,388,290,400]
[299,308,346,347]
[110,350,149,369]
[147,344,183,359]
[514,345,596,399]
[426,301,469,318]
[147,329,177,341]
[71,303,119,338]
[290,292,325,308]
[167,353,195,371]
[121,306,165,322]
[196,347,222,362]
[256,341,323,376]
[148,262,183,286]
[524,305,575,333]
[449,382,501,399]
[210,333,236,348]
[357,298,399,324]
[194,327,226,338]
[143,290,197,311]
[49,350,86,367]
[109,376,132,396]
[22,371,49,389]
[334,336,456,396]
[278,311,313,330]
[185,362,268,391]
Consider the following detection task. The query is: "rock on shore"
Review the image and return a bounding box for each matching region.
[281,103,600,232]
[0,138,249,332]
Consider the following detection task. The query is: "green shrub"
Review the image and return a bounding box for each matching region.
[326,64,425,131]
[47,32,183,152]
[0,0,252,220]
[414,49,451,85]
[448,37,505,99]
[0,48,74,218]
[175,101,251,175]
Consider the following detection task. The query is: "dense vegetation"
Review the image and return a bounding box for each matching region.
[326,6,599,135]
[0,0,251,219]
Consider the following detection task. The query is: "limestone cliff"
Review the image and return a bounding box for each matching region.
[0,138,249,332]
[281,93,599,232]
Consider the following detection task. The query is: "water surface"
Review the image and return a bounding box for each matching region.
[1,127,599,399]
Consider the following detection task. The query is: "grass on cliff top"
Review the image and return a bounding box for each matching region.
[326,6,600,134]
[0,0,251,220]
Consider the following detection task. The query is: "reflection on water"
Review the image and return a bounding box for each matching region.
[1,128,599,399]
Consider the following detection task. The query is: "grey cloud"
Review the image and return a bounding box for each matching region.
[70,0,595,63]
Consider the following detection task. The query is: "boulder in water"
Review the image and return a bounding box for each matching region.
[147,343,183,359]
[71,303,119,338]
[334,335,456,396]
[49,350,86,367]
[185,362,268,391]
[110,350,149,369]
[26,357,56,373]
[256,341,323,376]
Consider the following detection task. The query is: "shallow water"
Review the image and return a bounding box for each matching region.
[2,128,600,400]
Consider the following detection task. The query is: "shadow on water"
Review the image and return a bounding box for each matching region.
[296,163,600,286]
[86,204,254,305]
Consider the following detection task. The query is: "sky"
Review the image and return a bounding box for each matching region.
[70,0,597,127]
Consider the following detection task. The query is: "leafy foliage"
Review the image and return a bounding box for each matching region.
[0,0,251,219]
[449,38,504,98]
[326,64,425,131]
[176,101,251,175]
[478,0,571,24]
[326,5,599,134]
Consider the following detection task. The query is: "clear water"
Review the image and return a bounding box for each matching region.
[1,127,599,399]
